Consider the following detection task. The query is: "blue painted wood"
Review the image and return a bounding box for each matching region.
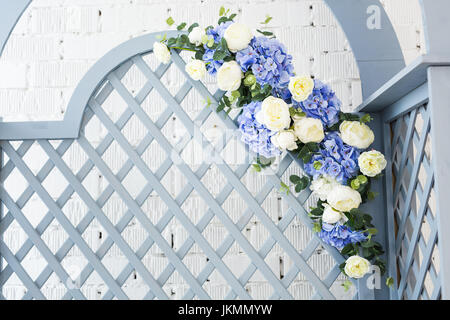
[0,0,31,56]
[324,0,405,99]
[419,0,450,56]
[357,55,450,113]
[427,66,450,299]
[1,140,130,300]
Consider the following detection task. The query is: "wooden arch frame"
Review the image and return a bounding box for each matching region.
[0,0,406,140]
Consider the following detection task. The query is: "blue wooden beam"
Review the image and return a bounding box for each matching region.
[324,0,405,99]
[419,0,450,56]
[0,0,31,56]
[427,66,450,300]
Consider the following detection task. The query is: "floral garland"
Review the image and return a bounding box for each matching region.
[155,8,390,286]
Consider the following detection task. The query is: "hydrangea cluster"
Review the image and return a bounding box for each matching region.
[236,37,294,89]
[203,21,233,75]
[237,101,281,158]
[158,10,388,280]
[304,132,360,184]
[318,223,367,251]
[293,80,341,127]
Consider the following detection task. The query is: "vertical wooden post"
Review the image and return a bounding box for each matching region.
[427,67,450,299]
[357,113,390,300]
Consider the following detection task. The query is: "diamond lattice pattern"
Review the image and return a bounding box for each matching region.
[0,49,353,300]
[388,104,441,300]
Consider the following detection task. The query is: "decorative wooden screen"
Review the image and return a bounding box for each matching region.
[383,83,441,300]
[0,32,356,300]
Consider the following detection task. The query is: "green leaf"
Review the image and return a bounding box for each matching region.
[195,50,204,60]
[252,164,262,172]
[256,29,274,37]
[188,23,199,33]
[367,191,378,201]
[312,222,322,233]
[177,22,187,30]
[310,207,324,216]
[386,277,394,288]
[229,13,237,21]
[219,6,226,16]
[279,181,290,195]
[289,175,301,184]
[342,280,352,292]
[166,17,175,26]
[260,15,273,25]
[360,113,373,124]
[341,244,354,255]
[213,50,228,61]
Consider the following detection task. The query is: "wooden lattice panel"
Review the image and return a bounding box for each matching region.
[0,33,353,300]
[386,103,441,300]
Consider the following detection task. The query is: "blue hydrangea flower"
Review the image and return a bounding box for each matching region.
[236,36,294,89]
[237,101,281,158]
[293,80,341,127]
[272,87,293,104]
[202,22,233,75]
[203,21,233,75]
[318,223,367,250]
[304,132,360,184]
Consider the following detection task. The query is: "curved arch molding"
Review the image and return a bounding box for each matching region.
[0,0,406,140]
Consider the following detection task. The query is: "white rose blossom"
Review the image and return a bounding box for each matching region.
[358,150,387,177]
[322,205,346,224]
[188,26,206,46]
[294,117,325,144]
[344,255,371,279]
[340,121,375,149]
[310,175,340,201]
[255,96,291,132]
[153,42,171,64]
[327,185,362,212]
[271,130,298,151]
[223,23,253,53]
[185,59,206,81]
[217,61,243,92]
[289,76,315,102]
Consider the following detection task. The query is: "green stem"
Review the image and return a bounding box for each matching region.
[169,46,197,52]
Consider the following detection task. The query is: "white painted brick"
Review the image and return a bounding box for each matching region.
[62,33,129,60]
[1,35,60,60]
[0,62,27,88]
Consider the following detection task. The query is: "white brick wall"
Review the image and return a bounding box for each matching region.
[0,0,425,300]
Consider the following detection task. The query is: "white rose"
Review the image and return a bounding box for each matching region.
[294,117,325,144]
[272,130,298,151]
[223,23,253,53]
[322,205,344,224]
[310,175,340,201]
[153,42,171,64]
[188,26,205,46]
[358,150,387,177]
[289,76,315,102]
[344,255,371,279]
[256,96,291,132]
[185,59,206,81]
[327,185,362,212]
[217,61,243,92]
[340,121,375,149]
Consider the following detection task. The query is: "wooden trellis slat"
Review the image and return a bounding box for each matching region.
[0,32,358,300]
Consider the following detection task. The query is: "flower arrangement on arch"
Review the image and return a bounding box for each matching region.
[155,8,389,285]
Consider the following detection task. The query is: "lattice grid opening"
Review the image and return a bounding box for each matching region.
[0,43,354,300]
[387,103,441,300]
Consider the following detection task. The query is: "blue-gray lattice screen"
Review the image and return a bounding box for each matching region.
[382,83,441,300]
[0,33,353,300]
